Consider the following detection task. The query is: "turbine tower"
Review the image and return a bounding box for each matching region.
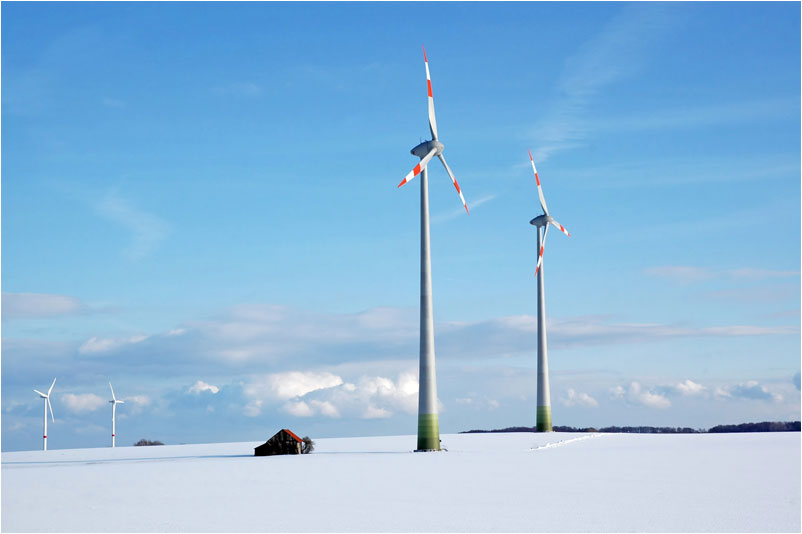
[34,378,56,451]
[528,151,570,432]
[109,382,125,447]
[399,46,469,451]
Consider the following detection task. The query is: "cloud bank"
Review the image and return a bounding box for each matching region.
[61,393,106,413]
[242,370,418,420]
[2,293,84,319]
[96,193,169,260]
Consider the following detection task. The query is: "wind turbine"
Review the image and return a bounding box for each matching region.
[528,150,570,432]
[34,378,56,451]
[109,382,125,447]
[398,46,469,452]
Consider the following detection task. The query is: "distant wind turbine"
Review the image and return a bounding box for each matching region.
[528,151,571,432]
[34,378,56,451]
[109,382,125,448]
[398,46,469,451]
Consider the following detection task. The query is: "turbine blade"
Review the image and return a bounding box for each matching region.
[117,400,125,404]
[34,389,46,397]
[47,398,55,422]
[398,147,437,187]
[437,154,469,214]
[109,382,116,401]
[549,219,571,237]
[529,150,549,216]
[423,45,438,140]
[534,225,550,277]
[48,377,57,396]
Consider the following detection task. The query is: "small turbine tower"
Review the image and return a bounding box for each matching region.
[528,151,570,432]
[109,382,125,448]
[34,378,56,451]
[398,46,469,451]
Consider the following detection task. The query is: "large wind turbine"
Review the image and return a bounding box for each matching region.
[34,378,56,451]
[528,150,570,432]
[398,46,468,451]
[109,382,125,448]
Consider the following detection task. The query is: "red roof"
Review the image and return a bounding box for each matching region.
[283,429,303,443]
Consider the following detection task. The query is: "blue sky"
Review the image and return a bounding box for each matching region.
[2,2,799,451]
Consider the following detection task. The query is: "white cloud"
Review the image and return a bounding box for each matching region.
[242,371,344,415]
[714,387,732,400]
[531,4,676,162]
[350,373,419,419]
[716,381,782,402]
[362,405,392,419]
[453,395,501,411]
[283,399,340,418]
[268,372,343,400]
[243,370,418,420]
[61,393,105,413]
[560,388,599,407]
[283,401,314,417]
[79,334,148,355]
[188,380,220,395]
[66,304,796,376]
[589,97,797,135]
[313,400,340,418]
[437,314,797,359]
[433,193,497,223]
[726,268,799,280]
[124,395,151,415]
[646,266,799,284]
[2,293,84,319]
[96,193,169,261]
[674,379,706,396]
[189,304,416,364]
[244,399,263,417]
[644,266,713,284]
[611,382,670,409]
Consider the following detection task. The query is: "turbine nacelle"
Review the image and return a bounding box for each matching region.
[109,382,124,405]
[411,140,444,159]
[36,378,57,450]
[109,382,124,447]
[527,151,571,277]
[530,214,554,228]
[397,47,468,214]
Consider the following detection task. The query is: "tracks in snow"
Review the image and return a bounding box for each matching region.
[531,434,602,451]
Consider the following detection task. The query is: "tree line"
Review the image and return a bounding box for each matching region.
[461,421,800,434]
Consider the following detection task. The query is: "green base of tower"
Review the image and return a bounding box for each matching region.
[416,413,440,451]
[537,405,552,432]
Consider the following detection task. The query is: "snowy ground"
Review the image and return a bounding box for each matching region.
[2,432,800,532]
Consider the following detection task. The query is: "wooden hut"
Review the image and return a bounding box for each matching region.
[254,429,303,456]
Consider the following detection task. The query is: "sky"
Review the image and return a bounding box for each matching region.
[1,2,800,452]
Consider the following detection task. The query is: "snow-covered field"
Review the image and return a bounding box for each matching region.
[2,432,799,532]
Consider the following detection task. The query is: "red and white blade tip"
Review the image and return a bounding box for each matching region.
[398,163,422,188]
[534,245,545,277]
[528,150,541,186]
[552,221,571,237]
[454,180,469,214]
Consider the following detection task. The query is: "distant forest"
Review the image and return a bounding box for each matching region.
[461,421,801,434]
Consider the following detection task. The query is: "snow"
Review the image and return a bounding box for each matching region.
[2,432,799,532]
